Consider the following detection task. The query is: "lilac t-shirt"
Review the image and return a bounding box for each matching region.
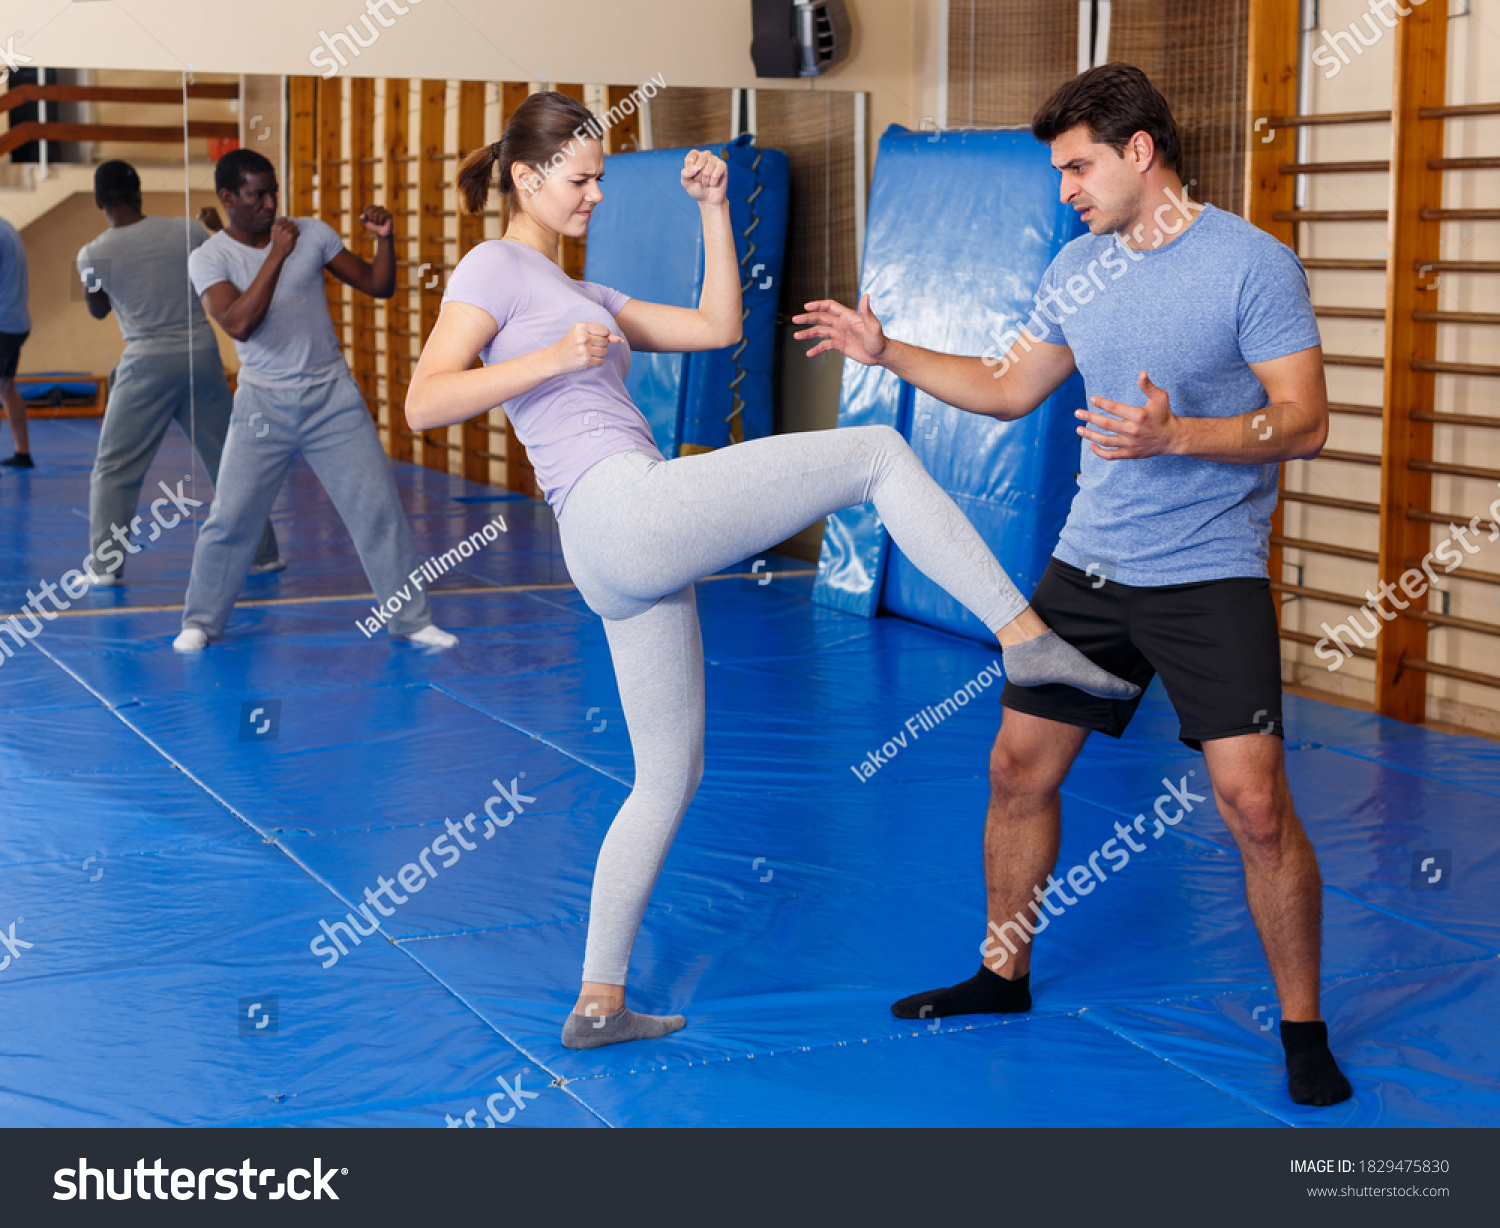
[441,238,663,513]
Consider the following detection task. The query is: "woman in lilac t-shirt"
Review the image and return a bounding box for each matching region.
[407,92,1136,1051]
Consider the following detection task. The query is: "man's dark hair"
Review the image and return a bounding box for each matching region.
[93,159,141,209]
[214,148,276,195]
[1031,63,1182,175]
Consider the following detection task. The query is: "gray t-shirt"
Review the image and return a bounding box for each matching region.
[187,218,348,390]
[0,216,31,335]
[1028,204,1322,586]
[77,216,220,355]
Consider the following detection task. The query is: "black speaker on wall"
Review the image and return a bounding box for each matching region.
[751,0,852,78]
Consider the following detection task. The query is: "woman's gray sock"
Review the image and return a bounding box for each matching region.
[1002,629,1140,699]
[561,1006,686,1050]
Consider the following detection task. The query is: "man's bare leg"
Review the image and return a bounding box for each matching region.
[0,378,30,459]
[892,709,1089,1018]
[1203,733,1351,1105]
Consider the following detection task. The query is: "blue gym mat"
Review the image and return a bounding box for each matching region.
[0,418,1495,1128]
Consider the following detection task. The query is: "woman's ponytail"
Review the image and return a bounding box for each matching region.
[456,140,500,215]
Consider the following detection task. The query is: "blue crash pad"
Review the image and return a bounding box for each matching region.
[582,134,789,456]
[813,125,1089,643]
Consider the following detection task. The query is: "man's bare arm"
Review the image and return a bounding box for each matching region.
[1075,347,1328,464]
[792,296,1076,421]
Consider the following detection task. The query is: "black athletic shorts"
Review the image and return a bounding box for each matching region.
[0,330,27,382]
[1000,558,1284,751]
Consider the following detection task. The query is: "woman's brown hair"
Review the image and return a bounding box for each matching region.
[456,90,601,227]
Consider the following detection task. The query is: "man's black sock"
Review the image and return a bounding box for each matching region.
[891,966,1030,1020]
[1280,1020,1353,1106]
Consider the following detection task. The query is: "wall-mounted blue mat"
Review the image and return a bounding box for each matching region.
[583,134,789,456]
[813,126,1089,642]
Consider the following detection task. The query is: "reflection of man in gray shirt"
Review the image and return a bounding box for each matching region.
[78,160,277,584]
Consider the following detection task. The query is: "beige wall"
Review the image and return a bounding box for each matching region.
[20,0,936,145]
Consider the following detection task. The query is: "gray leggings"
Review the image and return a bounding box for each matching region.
[557,425,1028,985]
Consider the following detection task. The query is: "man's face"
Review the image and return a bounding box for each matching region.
[220,171,279,235]
[1050,125,1146,237]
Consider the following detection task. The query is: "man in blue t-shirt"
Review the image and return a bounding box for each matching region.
[795,65,1350,1107]
[0,212,32,468]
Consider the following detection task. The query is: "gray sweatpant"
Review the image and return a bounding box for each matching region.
[557,425,1028,985]
[182,371,432,637]
[89,349,277,578]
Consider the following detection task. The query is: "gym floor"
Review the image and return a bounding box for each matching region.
[1,417,1495,1127]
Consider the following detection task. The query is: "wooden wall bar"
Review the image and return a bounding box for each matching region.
[417,79,449,474]
[1245,0,1300,629]
[457,81,491,486]
[606,84,643,154]
[317,77,344,326]
[383,78,414,464]
[348,77,378,417]
[287,77,316,218]
[1377,2,1448,722]
[500,82,541,502]
[556,83,589,281]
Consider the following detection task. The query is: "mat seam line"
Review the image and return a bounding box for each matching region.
[23,639,615,1129]
[1075,1009,1295,1128]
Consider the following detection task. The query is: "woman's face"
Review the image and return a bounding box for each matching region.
[512,138,605,238]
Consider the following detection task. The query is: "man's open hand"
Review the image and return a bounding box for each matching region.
[1074,371,1181,459]
[792,294,889,365]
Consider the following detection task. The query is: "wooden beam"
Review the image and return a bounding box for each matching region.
[0,121,237,157]
[1245,0,1300,632]
[383,79,414,465]
[456,80,492,486]
[1377,0,1448,724]
[606,84,643,154]
[288,77,317,220]
[556,83,588,280]
[500,82,538,500]
[349,78,378,419]
[317,76,345,335]
[418,79,449,473]
[0,83,238,113]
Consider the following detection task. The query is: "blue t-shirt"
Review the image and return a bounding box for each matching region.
[0,216,30,334]
[1028,204,1321,586]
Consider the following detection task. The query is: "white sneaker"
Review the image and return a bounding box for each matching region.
[250,557,287,574]
[406,624,458,649]
[87,571,119,587]
[173,628,208,653]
